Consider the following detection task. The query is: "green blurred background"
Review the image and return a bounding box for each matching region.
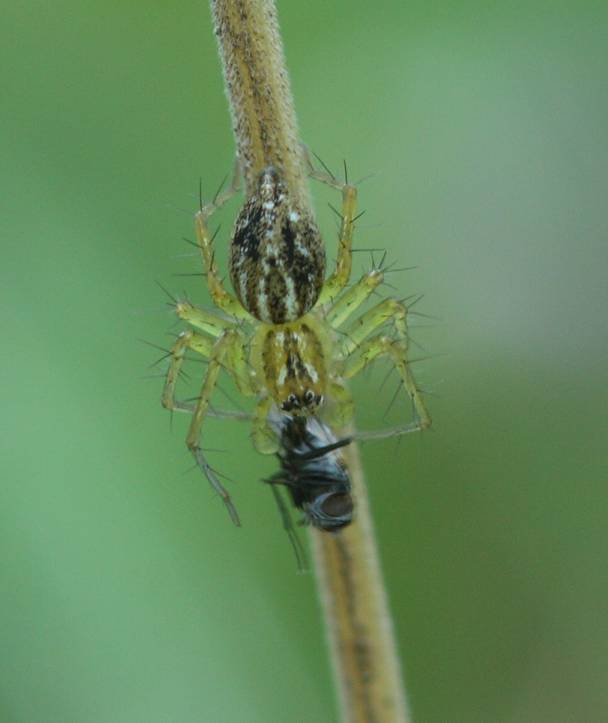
[2,1,607,721]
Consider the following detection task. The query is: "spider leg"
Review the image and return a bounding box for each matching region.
[184,330,251,524]
[325,268,384,328]
[203,158,241,212]
[337,298,431,429]
[304,159,357,307]
[325,381,355,428]
[340,298,406,354]
[161,330,214,414]
[317,183,357,306]
[173,299,237,337]
[161,328,254,525]
[251,396,280,454]
[194,162,250,320]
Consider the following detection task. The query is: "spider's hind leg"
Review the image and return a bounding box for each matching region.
[305,150,359,307]
[194,161,250,320]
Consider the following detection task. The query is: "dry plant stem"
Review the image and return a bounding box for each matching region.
[210,0,311,209]
[310,434,411,723]
[210,1,411,720]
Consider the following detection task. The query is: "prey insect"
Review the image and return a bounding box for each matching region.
[265,412,353,569]
[265,411,425,568]
[160,157,431,526]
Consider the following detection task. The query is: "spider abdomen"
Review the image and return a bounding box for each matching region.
[229,167,325,324]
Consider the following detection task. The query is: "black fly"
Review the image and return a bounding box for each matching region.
[266,413,353,569]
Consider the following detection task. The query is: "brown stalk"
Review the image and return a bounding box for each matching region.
[310,436,411,723]
[210,0,311,208]
[209,1,412,720]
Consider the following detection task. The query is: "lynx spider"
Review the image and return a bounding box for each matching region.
[161,158,431,525]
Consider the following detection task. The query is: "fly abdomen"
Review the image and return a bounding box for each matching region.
[229,167,325,324]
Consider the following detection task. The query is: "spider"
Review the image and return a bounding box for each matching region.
[161,158,431,525]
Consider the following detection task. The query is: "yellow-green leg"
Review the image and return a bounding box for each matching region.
[337,299,432,429]
[339,298,407,356]
[174,300,233,338]
[194,164,250,321]
[325,268,384,328]
[304,149,360,305]
[185,329,252,526]
[202,159,241,213]
[173,301,257,396]
[316,183,358,307]
[161,328,255,525]
[175,326,255,430]
[324,381,355,428]
[250,396,279,454]
[185,331,234,447]
[342,336,430,430]
[161,330,214,414]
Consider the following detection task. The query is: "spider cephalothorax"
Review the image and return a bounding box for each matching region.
[250,314,329,415]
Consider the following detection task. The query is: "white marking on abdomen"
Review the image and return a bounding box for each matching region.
[257,277,269,321]
[295,239,310,258]
[283,275,298,319]
[238,269,249,309]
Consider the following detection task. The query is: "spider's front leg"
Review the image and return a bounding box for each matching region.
[161,329,214,414]
[251,396,279,455]
[162,326,254,526]
[325,381,355,428]
[334,298,432,430]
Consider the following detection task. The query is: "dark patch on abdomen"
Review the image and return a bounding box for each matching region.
[263,267,289,324]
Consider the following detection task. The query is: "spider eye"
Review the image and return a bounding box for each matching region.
[304,390,315,404]
[281,393,299,411]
